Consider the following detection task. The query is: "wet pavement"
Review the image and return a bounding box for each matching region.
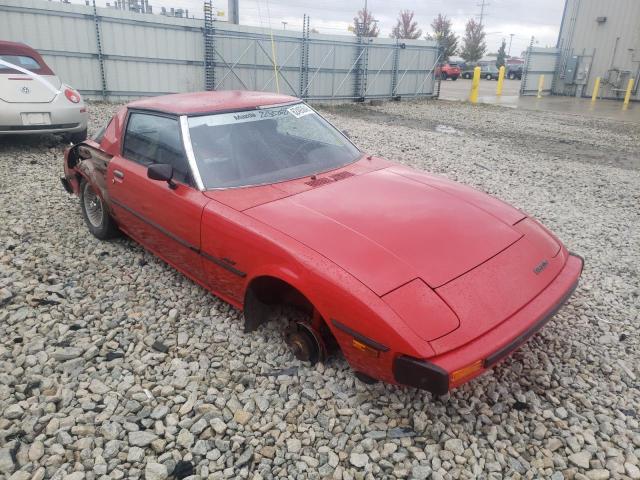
[439,77,640,122]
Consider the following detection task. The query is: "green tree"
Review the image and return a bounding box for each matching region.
[496,38,507,67]
[391,10,422,40]
[427,14,458,61]
[460,18,486,63]
[353,8,380,37]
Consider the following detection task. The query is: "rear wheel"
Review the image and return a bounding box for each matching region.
[451,76,458,81]
[64,128,87,145]
[80,179,119,240]
[485,74,492,80]
[508,72,515,80]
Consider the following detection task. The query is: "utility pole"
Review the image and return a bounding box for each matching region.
[477,0,489,26]
[282,21,287,30]
[508,33,514,57]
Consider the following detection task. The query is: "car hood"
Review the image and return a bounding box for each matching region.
[246,167,525,295]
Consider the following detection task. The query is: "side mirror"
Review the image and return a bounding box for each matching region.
[147,163,177,189]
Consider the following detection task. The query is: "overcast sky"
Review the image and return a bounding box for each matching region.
[93,0,565,57]
[230,0,564,55]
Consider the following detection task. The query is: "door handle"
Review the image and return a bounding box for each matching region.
[113,170,125,180]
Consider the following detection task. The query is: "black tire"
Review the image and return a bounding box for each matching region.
[485,74,492,80]
[64,128,88,145]
[440,72,447,80]
[451,76,458,81]
[79,179,119,240]
[508,73,515,80]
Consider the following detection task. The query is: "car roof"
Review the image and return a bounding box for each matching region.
[127,90,300,116]
[0,40,55,75]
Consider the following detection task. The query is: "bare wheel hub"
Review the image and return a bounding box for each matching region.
[288,332,313,361]
[286,322,325,364]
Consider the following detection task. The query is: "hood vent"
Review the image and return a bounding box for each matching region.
[305,171,355,187]
[330,171,355,181]
[305,177,334,187]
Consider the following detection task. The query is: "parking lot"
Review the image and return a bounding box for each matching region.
[439,77,640,122]
[1,99,639,480]
[439,76,521,102]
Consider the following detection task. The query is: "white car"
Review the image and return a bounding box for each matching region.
[0,40,88,143]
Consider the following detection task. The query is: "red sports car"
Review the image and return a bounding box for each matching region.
[61,91,583,395]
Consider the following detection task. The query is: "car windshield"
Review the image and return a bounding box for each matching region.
[187,103,362,189]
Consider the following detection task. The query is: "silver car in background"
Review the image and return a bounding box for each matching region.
[0,40,88,143]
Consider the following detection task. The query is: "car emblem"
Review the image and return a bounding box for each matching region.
[21,86,30,94]
[533,259,549,274]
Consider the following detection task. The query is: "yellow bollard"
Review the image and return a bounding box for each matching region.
[591,77,601,103]
[496,65,505,96]
[537,74,545,99]
[469,66,481,104]
[623,78,634,109]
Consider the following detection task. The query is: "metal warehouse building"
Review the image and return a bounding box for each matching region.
[554,0,640,101]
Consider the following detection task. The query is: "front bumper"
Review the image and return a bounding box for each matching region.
[393,253,584,395]
[0,96,87,135]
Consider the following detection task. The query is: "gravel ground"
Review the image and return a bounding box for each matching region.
[0,99,639,480]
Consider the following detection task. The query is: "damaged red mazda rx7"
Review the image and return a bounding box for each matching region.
[61,91,583,395]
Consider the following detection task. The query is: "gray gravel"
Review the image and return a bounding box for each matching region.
[0,98,639,480]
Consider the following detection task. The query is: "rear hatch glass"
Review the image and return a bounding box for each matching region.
[0,54,60,103]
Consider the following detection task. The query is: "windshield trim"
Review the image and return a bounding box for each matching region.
[184,102,363,191]
[185,99,301,118]
[180,115,205,191]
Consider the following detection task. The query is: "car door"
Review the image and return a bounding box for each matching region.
[107,111,209,285]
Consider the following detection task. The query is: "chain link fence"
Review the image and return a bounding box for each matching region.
[1,0,440,102]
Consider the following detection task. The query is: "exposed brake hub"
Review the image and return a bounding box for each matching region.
[286,321,327,365]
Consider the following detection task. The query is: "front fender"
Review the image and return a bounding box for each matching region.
[244,258,436,383]
[242,262,327,332]
[202,202,435,383]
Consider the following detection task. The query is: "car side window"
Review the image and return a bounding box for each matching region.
[123,113,192,185]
